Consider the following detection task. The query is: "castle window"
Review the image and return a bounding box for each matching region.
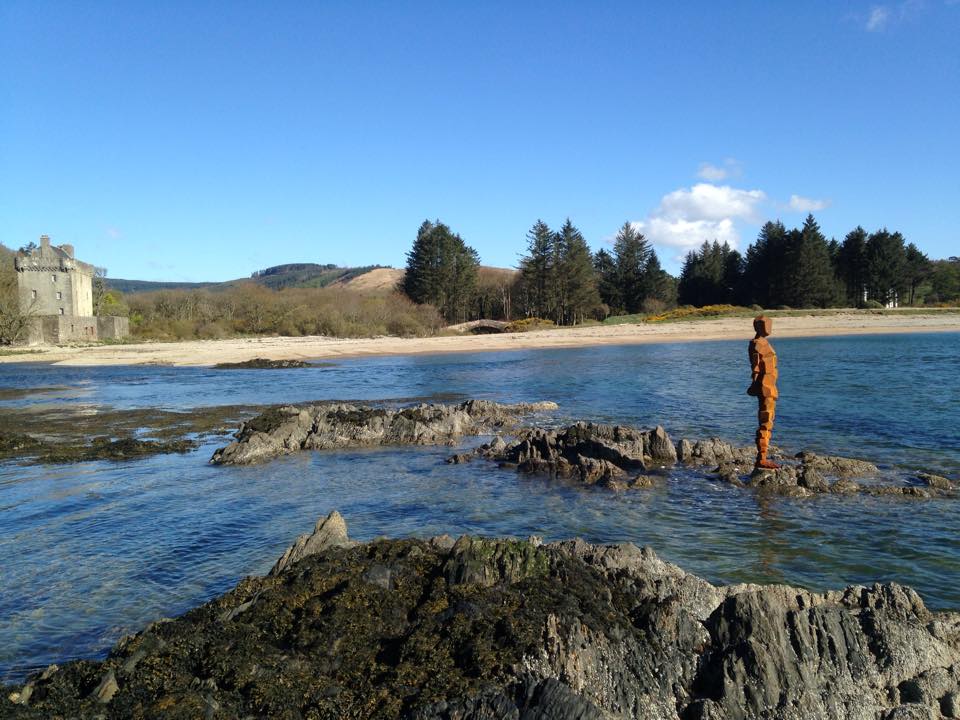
[31,290,37,300]
[56,291,62,300]
[59,308,64,315]
[51,274,57,283]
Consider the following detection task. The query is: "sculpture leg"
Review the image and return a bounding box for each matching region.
[755,396,779,469]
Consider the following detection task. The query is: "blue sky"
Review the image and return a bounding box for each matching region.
[2,1,958,281]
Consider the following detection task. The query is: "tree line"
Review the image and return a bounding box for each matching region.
[677,214,956,309]
[401,218,678,325]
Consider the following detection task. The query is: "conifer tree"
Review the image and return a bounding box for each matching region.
[782,214,839,308]
[593,248,620,313]
[643,252,677,307]
[612,222,652,313]
[741,221,788,308]
[836,227,868,306]
[865,229,907,306]
[904,243,931,306]
[556,219,600,324]
[677,241,740,306]
[518,220,554,318]
[401,219,479,323]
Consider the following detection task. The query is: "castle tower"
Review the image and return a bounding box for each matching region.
[15,234,94,317]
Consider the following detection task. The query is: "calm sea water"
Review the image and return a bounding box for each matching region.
[1,333,958,683]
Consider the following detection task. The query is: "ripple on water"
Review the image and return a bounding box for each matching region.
[0,333,958,683]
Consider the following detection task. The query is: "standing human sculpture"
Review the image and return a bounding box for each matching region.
[747,315,780,469]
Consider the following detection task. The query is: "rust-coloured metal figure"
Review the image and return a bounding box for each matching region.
[747,316,780,469]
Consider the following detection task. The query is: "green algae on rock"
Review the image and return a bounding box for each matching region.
[4,512,960,719]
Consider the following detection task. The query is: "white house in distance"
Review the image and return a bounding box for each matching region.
[14,235,128,344]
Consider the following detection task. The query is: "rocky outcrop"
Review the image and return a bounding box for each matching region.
[269,510,356,575]
[210,399,559,465]
[457,420,956,500]
[677,437,758,467]
[457,421,678,487]
[5,515,960,719]
[795,450,879,477]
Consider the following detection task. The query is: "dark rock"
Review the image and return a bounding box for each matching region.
[917,472,954,490]
[474,422,684,487]
[211,399,558,465]
[4,516,959,720]
[677,437,755,467]
[0,432,40,455]
[213,358,311,369]
[799,466,829,492]
[748,465,811,496]
[866,486,935,499]
[646,425,678,464]
[796,450,879,478]
[40,437,198,463]
[831,477,861,494]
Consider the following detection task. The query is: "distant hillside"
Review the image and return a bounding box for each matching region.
[107,263,516,296]
[251,263,386,290]
[108,263,389,294]
[105,278,224,293]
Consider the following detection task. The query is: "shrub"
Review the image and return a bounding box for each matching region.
[506,317,556,332]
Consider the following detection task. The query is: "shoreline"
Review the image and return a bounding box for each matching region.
[2,310,959,367]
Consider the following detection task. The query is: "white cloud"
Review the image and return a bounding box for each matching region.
[865,1,925,30]
[658,184,766,224]
[634,183,767,253]
[697,163,728,181]
[866,5,891,30]
[105,227,122,239]
[787,194,831,212]
[696,158,741,182]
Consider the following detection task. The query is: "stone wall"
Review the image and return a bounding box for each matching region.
[97,315,129,341]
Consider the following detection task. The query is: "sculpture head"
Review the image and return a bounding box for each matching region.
[753,315,773,337]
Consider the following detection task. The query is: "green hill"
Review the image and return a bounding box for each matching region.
[107,263,389,294]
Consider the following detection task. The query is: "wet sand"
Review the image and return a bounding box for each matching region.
[2,310,958,367]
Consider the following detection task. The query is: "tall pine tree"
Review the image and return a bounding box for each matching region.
[836,227,868,306]
[517,220,555,319]
[593,248,620,313]
[556,219,600,324]
[865,229,907,306]
[401,219,479,323]
[612,222,652,313]
[782,214,839,308]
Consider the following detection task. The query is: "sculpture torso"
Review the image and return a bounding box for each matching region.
[748,336,779,399]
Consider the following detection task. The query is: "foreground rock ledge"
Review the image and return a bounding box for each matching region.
[210,400,559,465]
[6,512,960,720]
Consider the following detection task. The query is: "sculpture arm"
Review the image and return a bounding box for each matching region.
[749,345,762,383]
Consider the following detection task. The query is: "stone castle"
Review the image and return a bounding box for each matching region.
[15,235,129,344]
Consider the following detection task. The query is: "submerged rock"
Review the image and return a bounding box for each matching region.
[212,358,312,369]
[5,514,960,719]
[210,399,559,465]
[39,437,198,463]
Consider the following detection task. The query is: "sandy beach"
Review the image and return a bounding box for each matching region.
[2,310,957,367]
